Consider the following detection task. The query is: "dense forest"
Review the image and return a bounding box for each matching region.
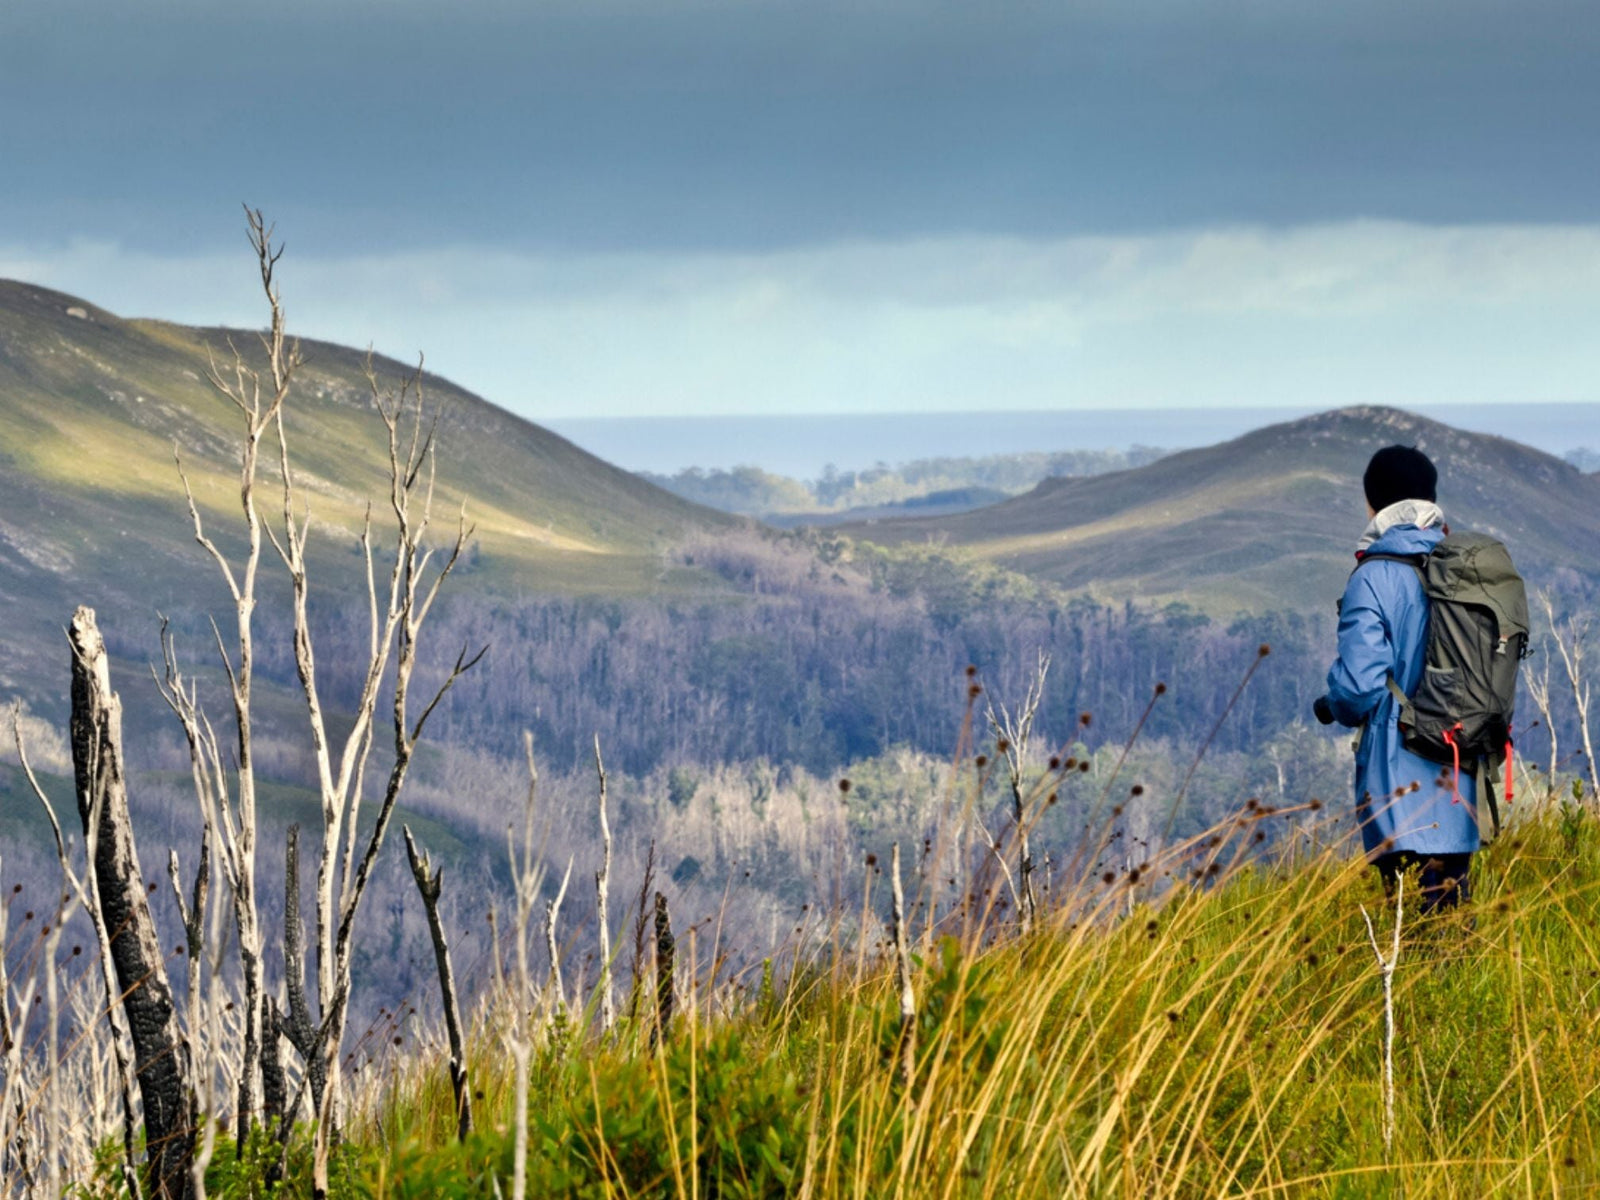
[207,529,1334,778]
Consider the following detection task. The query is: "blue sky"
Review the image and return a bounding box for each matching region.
[3,0,1599,419]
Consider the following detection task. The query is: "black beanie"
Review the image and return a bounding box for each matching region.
[1363,445,1437,512]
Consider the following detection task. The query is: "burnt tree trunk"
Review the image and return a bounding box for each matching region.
[402,826,472,1140]
[280,825,327,1125]
[652,892,675,1048]
[70,607,195,1200]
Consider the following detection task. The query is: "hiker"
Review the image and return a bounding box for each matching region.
[1312,445,1524,913]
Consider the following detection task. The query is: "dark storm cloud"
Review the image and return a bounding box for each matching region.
[5,0,1598,255]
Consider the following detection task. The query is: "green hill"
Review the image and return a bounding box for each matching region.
[836,406,1600,612]
[0,279,735,699]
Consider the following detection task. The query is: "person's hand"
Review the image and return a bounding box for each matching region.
[1313,695,1335,726]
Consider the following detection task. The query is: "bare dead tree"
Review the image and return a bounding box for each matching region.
[42,881,69,1200]
[1541,593,1600,800]
[165,212,480,1190]
[12,707,142,1200]
[0,851,32,1197]
[184,866,235,1200]
[971,820,1021,920]
[402,826,472,1141]
[503,732,545,1200]
[271,351,481,1177]
[166,844,209,1066]
[259,999,287,1140]
[68,608,195,1199]
[154,616,276,1199]
[276,826,323,1127]
[593,736,615,1035]
[153,620,222,1113]
[543,858,574,1019]
[1524,637,1561,802]
[175,208,303,1138]
[0,853,22,1191]
[986,651,1050,935]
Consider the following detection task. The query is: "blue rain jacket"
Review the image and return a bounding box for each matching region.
[1326,523,1482,857]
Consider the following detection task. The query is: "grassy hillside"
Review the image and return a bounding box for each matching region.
[0,279,734,702]
[113,795,1599,1198]
[838,407,1600,612]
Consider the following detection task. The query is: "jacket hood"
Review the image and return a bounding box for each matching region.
[1362,523,1444,558]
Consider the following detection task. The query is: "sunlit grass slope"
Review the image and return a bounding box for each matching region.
[333,802,1600,1199]
[0,279,734,698]
[839,406,1600,614]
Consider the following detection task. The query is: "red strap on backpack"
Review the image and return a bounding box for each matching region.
[1441,724,1464,806]
[1504,739,1514,806]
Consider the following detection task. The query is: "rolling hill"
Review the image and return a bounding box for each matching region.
[0,280,736,703]
[835,406,1600,612]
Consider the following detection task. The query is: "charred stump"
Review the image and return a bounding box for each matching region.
[70,607,195,1199]
[652,891,675,1048]
[403,825,472,1140]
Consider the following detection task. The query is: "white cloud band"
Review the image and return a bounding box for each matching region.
[4,220,1598,418]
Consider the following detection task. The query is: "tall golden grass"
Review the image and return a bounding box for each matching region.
[353,791,1599,1199]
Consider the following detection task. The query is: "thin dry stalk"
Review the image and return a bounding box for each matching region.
[890,845,916,1093]
[41,893,67,1200]
[1063,680,1167,886]
[593,736,615,1035]
[544,858,574,1019]
[153,622,221,1144]
[1164,646,1271,841]
[1360,874,1404,1157]
[0,852,25,1193]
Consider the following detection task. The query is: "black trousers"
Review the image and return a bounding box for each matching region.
[1372,851,1472,913]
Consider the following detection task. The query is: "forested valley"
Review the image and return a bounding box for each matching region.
[8,516,1594,1042]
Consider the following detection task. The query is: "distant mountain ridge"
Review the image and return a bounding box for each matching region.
[0,279,734,698]
[836,406,1600,612]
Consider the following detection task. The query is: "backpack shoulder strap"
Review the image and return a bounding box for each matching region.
[1354,551,1427,579]
[1384,673,1417,736]
[1341,552,1428,617]
[1359,554,1428,730]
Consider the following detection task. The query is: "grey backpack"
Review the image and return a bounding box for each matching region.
[1360,531,1529,833]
